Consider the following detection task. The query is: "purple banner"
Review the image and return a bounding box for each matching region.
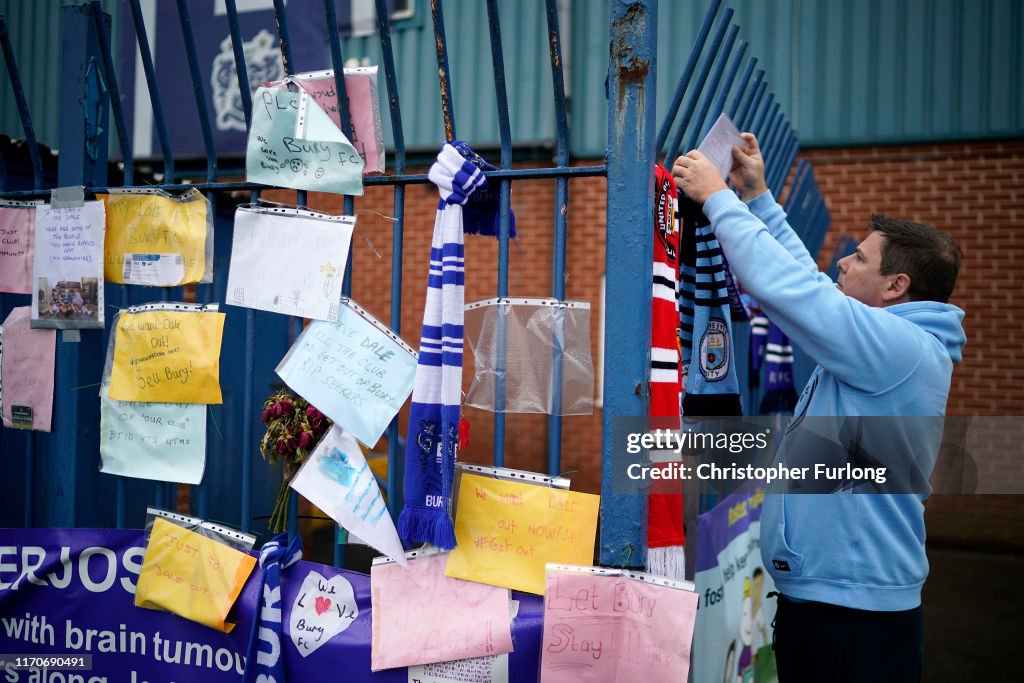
[0,528,543,682]
[693,483,766,573]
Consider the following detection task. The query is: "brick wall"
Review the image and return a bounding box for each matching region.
[273,138,1023,537]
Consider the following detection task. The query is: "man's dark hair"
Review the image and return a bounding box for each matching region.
[869,214,962,303]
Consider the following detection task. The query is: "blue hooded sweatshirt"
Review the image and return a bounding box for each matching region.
[702,189,967,611]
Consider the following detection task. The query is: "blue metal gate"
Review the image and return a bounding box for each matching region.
[0,0,829,569]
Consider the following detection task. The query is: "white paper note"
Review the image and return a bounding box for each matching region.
[227,206,355,322]
[697,113,744,180]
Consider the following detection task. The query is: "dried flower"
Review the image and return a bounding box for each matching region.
[259,388,333,532]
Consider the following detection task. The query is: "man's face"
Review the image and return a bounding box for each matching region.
[836,231,896,307]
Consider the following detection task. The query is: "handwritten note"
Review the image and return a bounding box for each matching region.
[246,85,365,196]
[227,206,355,321]
[269,67,385,173]
[289,570,359,657]
[0,307,55,431]
[135,517,256,632]
[290,425,406,564]
[371,552,515,671]
[540,568,698,682]
[100,189,210,286]
[99,390,206,484]
[108,308,226,404]
[0,203,35,293]
[697,112,744,180]
[408,656,509,683]
[31,201,105,329]
[275,300,416,446]
[444,474,600,595]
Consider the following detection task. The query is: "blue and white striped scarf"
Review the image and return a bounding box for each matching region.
[243,533,302,683]
[398,142,486,550]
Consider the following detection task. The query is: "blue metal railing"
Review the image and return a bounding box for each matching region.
[0,0,830,568]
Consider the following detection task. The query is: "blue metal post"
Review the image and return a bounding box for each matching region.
[602,0,656,568]
[727,57,757,120]
[89,1,133,186]
[431,0,457,141]
[128,0,174,180]
[0,16,44,189]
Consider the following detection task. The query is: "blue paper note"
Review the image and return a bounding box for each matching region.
[246,84,365,196]
[276,300,416,447]
[99,390,206,484]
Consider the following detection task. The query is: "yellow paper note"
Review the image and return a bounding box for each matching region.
[135,517,256,632]
[100,190,209,286]
[108,309,226,404]
[444,473,599,595]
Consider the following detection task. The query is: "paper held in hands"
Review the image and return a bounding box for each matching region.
[697,112,744,179]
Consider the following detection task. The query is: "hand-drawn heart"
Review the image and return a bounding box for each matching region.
[289,570,359,658]
[314,596,331,615]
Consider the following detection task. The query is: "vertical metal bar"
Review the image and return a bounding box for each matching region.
[23,438,33,526]
[375,0,408,522]
[736,72,765,130]
[89,1,133,186]
[603,0,656,568]
[431,0,457,141]
[655,0,722,157]
[176,0,217,182]
[783,160,810,211]
[225,0,258,533]
[752,97,778,141]
[485,0,513,469]
[759,110,785,177]
[663,7,733,165]
[128,0,174,180]
[324,0,354,138]
[545,0,569,477]
[51,3,110,527]
[727,57,756,120]
[0,16,44,190]
[271,0,306,208]
[710,40,746,123]
[682,24,739,154]
[771,131,799,195]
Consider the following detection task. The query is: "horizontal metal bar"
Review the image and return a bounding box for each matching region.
[0,166,610,200]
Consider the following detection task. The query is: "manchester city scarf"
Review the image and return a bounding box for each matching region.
[398,142,485,550]
[679,196,742,416]
[243,533,302,683]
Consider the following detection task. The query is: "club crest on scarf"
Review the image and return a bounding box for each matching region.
[699,318,731,381]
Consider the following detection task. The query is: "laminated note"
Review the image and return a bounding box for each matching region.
[135,517,256,632]
[99,390,206,484]
[0,307,55,431]
[269,67,386,173]
[100,188,212,286]
[246,83,365,196]
[31,201,105,329]
[540,566,699,683]
[290,425,406,565]
[275,299,416,446]
[0,201,38,294]
[107,305,226,404]
[444,473,600,595]
[227,205,355,322]
[370,551,514,671]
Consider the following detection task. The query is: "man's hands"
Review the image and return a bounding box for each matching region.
[729,132,768,200]
[671,132,769,204]
[671,151,727,204]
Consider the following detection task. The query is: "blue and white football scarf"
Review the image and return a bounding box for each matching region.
[679,197,743,417]
[399,142,487,550]
[243,533,303,683]
[759,321,798,414]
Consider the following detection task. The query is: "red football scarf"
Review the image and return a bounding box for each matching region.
[647,166,685,575]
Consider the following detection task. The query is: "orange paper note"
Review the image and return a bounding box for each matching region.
[445,474,600,595]
[135,517,256,632]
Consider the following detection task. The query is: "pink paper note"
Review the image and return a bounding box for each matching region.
[1,306,56,431]
[370,553,514,671]
[0,205,35,294]
[294,73,383,173]
[540,570,699,683]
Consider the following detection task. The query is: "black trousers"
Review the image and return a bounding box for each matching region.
[773,595,923,683]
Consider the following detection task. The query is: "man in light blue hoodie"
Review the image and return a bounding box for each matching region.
[673,135,965,683]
